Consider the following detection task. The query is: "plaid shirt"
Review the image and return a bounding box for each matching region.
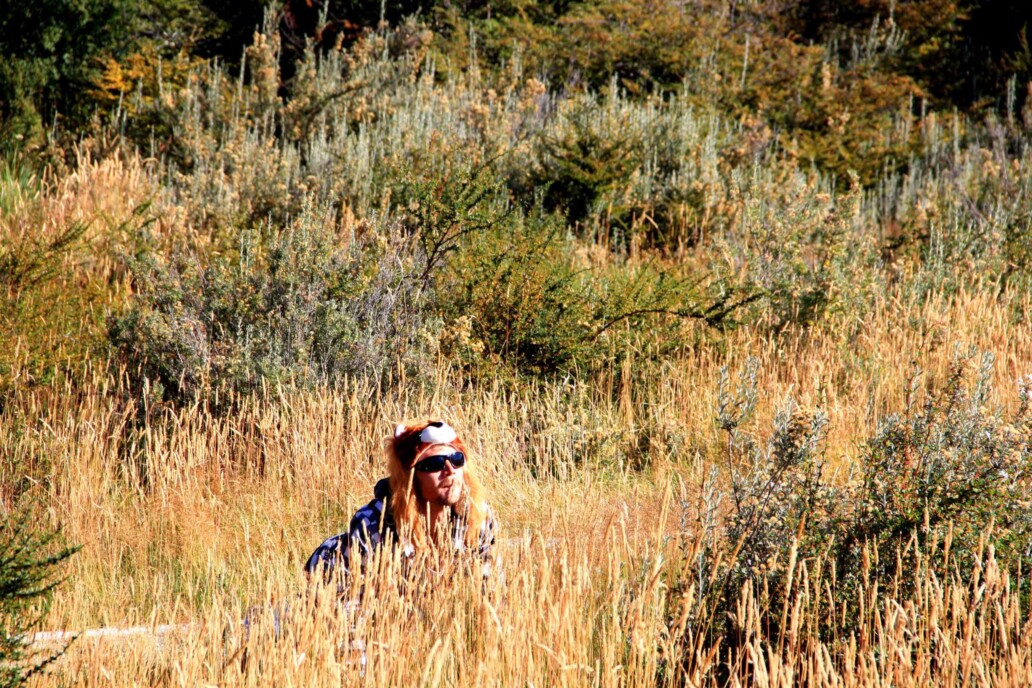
[304,478,495,578]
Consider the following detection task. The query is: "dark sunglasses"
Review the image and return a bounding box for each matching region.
[414,451,466,473]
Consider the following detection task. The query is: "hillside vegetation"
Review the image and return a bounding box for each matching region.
[2,2,1032,685]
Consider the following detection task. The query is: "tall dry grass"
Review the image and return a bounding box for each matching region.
[3,274,1030,684]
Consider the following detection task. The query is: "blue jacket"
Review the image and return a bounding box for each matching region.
[304,478,495,578]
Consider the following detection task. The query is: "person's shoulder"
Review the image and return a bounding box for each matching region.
[304,479,394,575]
[349,478,393,534]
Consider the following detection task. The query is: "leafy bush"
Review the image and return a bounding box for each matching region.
[671,359,836,649]
[436,200,764,378]
[0,512,77,687]
[435,207,594,376]
[839,351,1032,592]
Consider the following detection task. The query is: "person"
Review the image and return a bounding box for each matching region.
[304,419,496,581]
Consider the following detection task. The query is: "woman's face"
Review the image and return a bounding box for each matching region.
[413,445,465,507]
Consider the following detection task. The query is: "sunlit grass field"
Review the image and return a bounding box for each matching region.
[5,258,1031,684]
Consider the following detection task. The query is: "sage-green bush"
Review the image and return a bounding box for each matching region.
[109,213,434,406]
[95,18,1032,396]
[675,352,1032,658]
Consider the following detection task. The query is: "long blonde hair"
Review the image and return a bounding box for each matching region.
[386,420,490,550]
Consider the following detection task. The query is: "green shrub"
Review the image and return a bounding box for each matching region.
[435,207,594,376]
[535,93,645,236]
[437,201,759,378]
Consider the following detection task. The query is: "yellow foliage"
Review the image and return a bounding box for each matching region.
[90,44,202,115]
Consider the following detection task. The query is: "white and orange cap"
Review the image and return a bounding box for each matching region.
[392,419,466,468]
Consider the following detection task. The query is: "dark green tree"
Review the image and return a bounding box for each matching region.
[0,513,78,687]
[0,0,136,148]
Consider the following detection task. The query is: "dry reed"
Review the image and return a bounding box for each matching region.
[1,274,1029,684]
